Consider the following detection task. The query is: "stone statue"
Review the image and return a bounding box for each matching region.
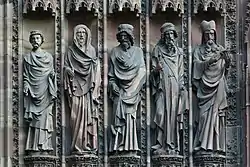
[64,24,101,154]
[192,20,231,153]
[108,24,146,152]
[23,30,57,154]
[151,23,188,155]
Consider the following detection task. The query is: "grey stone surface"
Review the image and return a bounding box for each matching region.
[108,24,146,153]
[0,0,246,166]
[150,22,188,155]
[23,30,57,155]
[192,20,231,153]
[64,24,100,155]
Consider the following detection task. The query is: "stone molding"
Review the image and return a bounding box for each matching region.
[193,0,226,14]
[108,0,141,15]
[151,0,184,15]
[109,154,141,167]
[193,154,226,167]
[24,155,58,167]
[23,0,57,15]
[66,0,98,14]
[152,155,183,167]
[66,154,99,166]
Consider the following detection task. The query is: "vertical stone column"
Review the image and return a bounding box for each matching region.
[4,1,15,167]
[225,0,241,166]
[98,0,105,166]
[144,0,151,166]
[0,2,5,167]
[187,0,193,166]
[139,0,147,166]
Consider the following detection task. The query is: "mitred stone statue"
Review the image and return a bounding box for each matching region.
[193,20,231,154]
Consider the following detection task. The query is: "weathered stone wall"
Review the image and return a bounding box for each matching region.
[0,0,248,166]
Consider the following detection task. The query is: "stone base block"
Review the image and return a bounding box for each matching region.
[24,155,58,167]
[109,154,140,167]
[152,155,183,167]
[66,154,98,167]
[194,153,225,167]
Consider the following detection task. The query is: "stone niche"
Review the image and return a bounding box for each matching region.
[191,7,224,47]
[22,8,57,167]
[107,10,142,166]
[150,7,185,167]
[191,5,227,167]
[64,6,99,167]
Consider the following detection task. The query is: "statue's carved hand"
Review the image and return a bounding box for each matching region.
[155,63,163,72]
[180,85,185,91]
[24,85,29,96]
[112,84,120,96]
[66,68,74,77]
[179,82,185,93]
[221,50,231,65]
[50,70,55,78]
[208,56,218,65]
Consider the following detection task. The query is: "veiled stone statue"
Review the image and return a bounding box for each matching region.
[24,30,57,154]
[64,25,101,154]
[151,23,188,155]
[192,20,231,153]
[108,24,146,152]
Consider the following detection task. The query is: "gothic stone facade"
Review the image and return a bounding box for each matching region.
[0,0,249,166]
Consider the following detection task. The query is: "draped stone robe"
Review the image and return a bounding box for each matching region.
[64,43,100,153]
[24,50,57,152]
[192,44,228,152]
[108,46,146,152]
[151,44,188,153]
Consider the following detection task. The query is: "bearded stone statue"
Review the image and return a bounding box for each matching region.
[108,24,146,153]
[23,30,57,155]
[192,20,231,153]
[151,23,188,155]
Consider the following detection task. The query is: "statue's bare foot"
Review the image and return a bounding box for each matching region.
[41,151,49,155]
[151,144,161,150]
[153,148,167,155]
[72,150,83,155]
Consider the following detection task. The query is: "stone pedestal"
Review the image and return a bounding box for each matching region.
[109,154,140,167]
[24,155,58,167]
[194,153,226,167]
[66,154,98,167]
[152,155,183,167]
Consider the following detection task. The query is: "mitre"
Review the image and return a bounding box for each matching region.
[201,20,216,32]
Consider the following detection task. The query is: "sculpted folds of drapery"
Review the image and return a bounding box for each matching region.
[64,25,101,155]
[151,23,188,155]
[192,20,231,153]
[24,31,57,154]
[108,24,146,153]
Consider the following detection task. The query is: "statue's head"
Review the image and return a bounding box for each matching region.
[116,24,134,49]
[29,30,44,50]
[160,22,178,46]
[73,24,91,49]
[201,20,217,45]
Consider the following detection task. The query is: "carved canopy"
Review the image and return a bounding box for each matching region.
[193,0,226,14]
[151,0,184,14]
[23,0,56,15]
[244,1,250,41]
[109,0,141,15]
[66,0,98,14]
